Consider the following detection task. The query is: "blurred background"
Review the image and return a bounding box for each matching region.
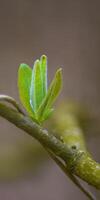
[0,0,100,199]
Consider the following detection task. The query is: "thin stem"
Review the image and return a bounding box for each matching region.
[0,95,25,115]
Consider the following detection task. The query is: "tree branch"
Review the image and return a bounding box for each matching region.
[46,149,96,200]
[0,102,100,194]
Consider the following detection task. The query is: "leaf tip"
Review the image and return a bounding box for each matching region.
[57,67,63,74]
[34,59,40,65]
[19,63,28,70]
[56,67,63,82]
[34,59,41,71]
[41,54,47,61]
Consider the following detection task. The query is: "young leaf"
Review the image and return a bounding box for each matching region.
[40,108,54,122]
[18,64,35,117]
[40,55,47,98]
[37,68,62,119]
[30,60,43,112]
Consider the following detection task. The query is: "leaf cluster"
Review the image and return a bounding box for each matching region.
[18,55,62,124]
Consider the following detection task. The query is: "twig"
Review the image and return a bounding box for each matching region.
[47,149,96,200]
[0,95,25,115]
[0,102,99,191]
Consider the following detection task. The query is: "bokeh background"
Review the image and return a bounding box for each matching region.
[0,0,100,199]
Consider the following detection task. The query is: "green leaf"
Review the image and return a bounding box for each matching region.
[30,60,43,112]
[18,56,63,124]
[18,64,35,117]
[40,55,47,98]
[41,108,54,122]
[37,68,62,120]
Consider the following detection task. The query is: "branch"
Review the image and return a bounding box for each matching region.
[46,149,96,200]
[0,102,100,193]
[53,104,100,190]
[0,102,75,161]
[0,95,25,115]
